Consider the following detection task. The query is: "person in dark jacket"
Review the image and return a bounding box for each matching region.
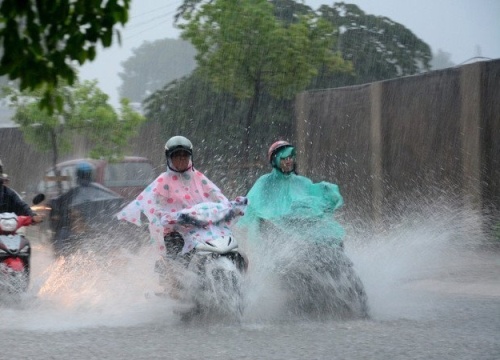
[49,161,124,256]
[0,158,42,222]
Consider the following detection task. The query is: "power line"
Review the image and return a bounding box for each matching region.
[128,0,183,23]
[125,20,178,41]
[127,12,175,31]
[124,13,180,40]
[123,2,182,40]
[130,3,178,19]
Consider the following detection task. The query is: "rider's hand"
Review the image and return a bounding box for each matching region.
[32,214,44,223]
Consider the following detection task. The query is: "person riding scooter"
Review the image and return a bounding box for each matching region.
[117,136,247,305]
[49,161,124,256]
[237,140,345,247]
[118,136,238,260]
[0,158,42,223]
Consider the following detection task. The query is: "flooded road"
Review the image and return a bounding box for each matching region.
[1,210,499,360]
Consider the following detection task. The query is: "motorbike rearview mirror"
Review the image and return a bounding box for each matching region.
[32,193,46,205]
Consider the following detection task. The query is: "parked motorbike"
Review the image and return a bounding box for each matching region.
[0,194,45,294]
[156,198,247,321]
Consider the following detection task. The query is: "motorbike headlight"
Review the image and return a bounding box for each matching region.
[0,218,18,232]
[20,245,30,253]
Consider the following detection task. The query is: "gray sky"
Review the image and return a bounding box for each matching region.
[79,0,500,107]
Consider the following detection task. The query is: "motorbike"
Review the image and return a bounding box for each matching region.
[259,213,369,320]
[48,184,125,257]
[156,197,247,321]
[0,194,45,294]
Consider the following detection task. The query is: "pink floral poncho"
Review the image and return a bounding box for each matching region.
[117,167,231,256]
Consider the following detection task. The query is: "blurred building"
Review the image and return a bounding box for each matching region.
[0,106,16,128]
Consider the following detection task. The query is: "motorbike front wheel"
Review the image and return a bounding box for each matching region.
[181,253,245,321]
[280,245,369,320]
[0,269,30,294]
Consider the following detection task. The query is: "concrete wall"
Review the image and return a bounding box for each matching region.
[295,59,500,223]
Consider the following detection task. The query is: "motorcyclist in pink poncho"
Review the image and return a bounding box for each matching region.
[117,136,242,262]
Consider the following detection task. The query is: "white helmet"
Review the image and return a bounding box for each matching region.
[164,136,193,159]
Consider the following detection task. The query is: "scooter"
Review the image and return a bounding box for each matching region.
[278,241,369,319]
[0,194,45,294]
[260,215,369,320]
[156,197,247,320]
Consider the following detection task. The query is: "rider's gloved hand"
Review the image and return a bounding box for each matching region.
[233,196,248,205]
[231,196,248,216]
[32,214,44,223]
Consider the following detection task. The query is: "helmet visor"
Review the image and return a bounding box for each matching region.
[169,147,192,157]
[274,146,295,168]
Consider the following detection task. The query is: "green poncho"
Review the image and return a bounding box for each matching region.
[238,166,345,247]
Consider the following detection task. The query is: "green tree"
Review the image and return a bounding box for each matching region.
[271,0,315,23]
[3,80,145,194]
[145,0,433,193]
[118,38,197,103]
[0,0,131,113]
[177,1,431,88]
[314,2,432,87]
[179,0,350,170]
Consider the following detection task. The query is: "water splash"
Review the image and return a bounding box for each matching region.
[239,227,368,322]
[0,241,176,331]
[239,198,490,322]
[347,200,487,320]
[0,200,492,330]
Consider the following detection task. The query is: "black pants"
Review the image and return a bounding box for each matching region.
[164,232,193,265]
[155,232,193,277]
[164,232,184,258]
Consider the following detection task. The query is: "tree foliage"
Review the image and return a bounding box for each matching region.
[3,80,145,193]
[180,0,349,100]
[118,38,197,103]
[141,0,434,192]
[0,0,131,113]
[178,0,351,178]
[174,1,432,89]
[314,2,432,87]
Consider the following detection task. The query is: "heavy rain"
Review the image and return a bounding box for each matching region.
[0,1,499,359]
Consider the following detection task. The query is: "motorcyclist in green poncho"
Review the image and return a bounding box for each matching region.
[238,141,345,248]
[236,142,370,319]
